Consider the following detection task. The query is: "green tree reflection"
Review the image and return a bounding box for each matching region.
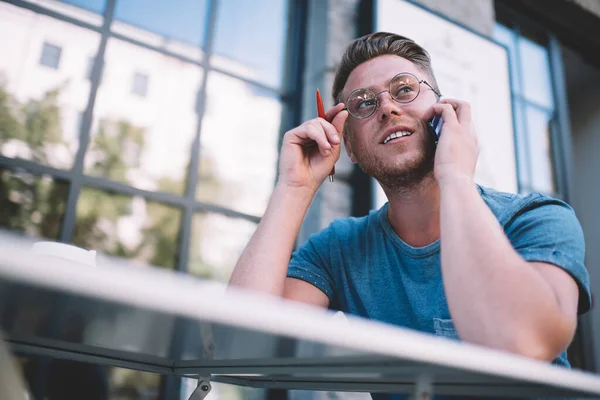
[0,84,68,239]
[0,85,181,269]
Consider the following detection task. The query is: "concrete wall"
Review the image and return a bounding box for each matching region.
[412,0,495,36]
[564,46,600,371]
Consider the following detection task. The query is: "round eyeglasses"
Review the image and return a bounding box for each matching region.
[344,72,441,119]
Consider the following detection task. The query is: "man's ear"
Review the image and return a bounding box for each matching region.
[343,130,357,164]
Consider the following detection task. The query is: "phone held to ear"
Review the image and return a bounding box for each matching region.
[428,114,443,145]
[428,97,444,146]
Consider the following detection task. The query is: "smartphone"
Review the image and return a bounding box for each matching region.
[428,113,443,145]
[428,96,444,145]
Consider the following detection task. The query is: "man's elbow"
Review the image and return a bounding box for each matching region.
[512,318,577,362]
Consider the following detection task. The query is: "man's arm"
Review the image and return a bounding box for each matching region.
[430,99,580,360]
[229,103,348,307]
[229,183,329,306]
[439,176,578,360]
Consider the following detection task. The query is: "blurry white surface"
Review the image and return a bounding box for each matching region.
[31,241,96,267]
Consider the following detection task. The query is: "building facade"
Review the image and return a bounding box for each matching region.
[0,0,599,399]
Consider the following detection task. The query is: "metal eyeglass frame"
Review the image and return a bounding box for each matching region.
[343,72,442,119]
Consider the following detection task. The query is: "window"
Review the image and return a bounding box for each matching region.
[131,71,149,97]
[212,0,289,88]
[0,0,300,398]
[86,56,94,80]
[39,42,62,69]
[494,8,561,197]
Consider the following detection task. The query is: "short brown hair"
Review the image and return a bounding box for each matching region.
[332,32,439,104]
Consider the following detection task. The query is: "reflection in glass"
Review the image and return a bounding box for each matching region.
[73,187,181,269]
[196,72,281,216]
[181,378,265,400]
[18,356,160,400]
[212,0,289,88]
[86,38,204,194]
[189,212,257,282]
[59,0,106,14]
[525,106,555,194]
[0,167,68,240]
[0,2,101,168]
[512,100,531,190]
[40,42,62,69]
[518,37,554,109]
[113,0,207,59]
[493,23,521,93]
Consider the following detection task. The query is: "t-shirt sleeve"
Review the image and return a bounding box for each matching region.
[505,194,591,314]
[287,226,336,305]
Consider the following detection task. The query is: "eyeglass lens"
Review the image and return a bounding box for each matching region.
[346,73,421,118]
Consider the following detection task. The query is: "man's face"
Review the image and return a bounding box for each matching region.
[341,55,439,190]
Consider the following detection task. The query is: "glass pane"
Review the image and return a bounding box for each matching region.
[85,38,204,195]
[0,167,68,240]
[72,187,181,269]
[29,0,104,26]
[0,3,101,169]
[112,0,208,61]
[493,23,521,93]
[189,212,258,282]
[59,0,106,15]
[212,0,289,88]
[17,356,160,400]
[518,37,554,109]
[524,105,555,194]
[512,99,531,191]
[196,72,281,216]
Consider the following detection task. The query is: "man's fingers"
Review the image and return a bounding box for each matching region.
[304,121,333,157]
[317,118,343,147]
[440,98,471,124]
[285,113,345,158]
[432,103,459,127]
[325,103,347,122]
[330,109,349,137]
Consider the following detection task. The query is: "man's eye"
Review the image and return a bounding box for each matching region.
[394,85,413,96]
[357,99,376,109]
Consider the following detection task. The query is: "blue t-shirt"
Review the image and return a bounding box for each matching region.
[287,185,591,399]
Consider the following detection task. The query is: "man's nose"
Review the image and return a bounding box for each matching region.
[378,92,405,121]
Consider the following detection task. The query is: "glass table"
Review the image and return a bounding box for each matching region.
[1,233,600,399]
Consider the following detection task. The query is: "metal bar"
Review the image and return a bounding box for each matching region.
[211,375,594,397]
[511,24,534,194]
[175,355,398,368]
[161,0,220,397]
[1,0,103,32]
[0,156,72,181]
[59,0,116,243]
[178,0,219,273]
[7,341,174,375]
[193,202,261,223]
[81,175,188,207]
[0,155,260,222]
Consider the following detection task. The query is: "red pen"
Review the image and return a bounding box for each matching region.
[316,89,334,182]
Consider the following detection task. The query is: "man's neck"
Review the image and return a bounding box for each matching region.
[383,174,440,248]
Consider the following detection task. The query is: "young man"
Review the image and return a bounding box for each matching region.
[230,32,591,369]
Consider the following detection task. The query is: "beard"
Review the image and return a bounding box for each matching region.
[354,126,436,193]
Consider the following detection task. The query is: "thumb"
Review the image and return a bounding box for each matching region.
[331,109,349,136]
